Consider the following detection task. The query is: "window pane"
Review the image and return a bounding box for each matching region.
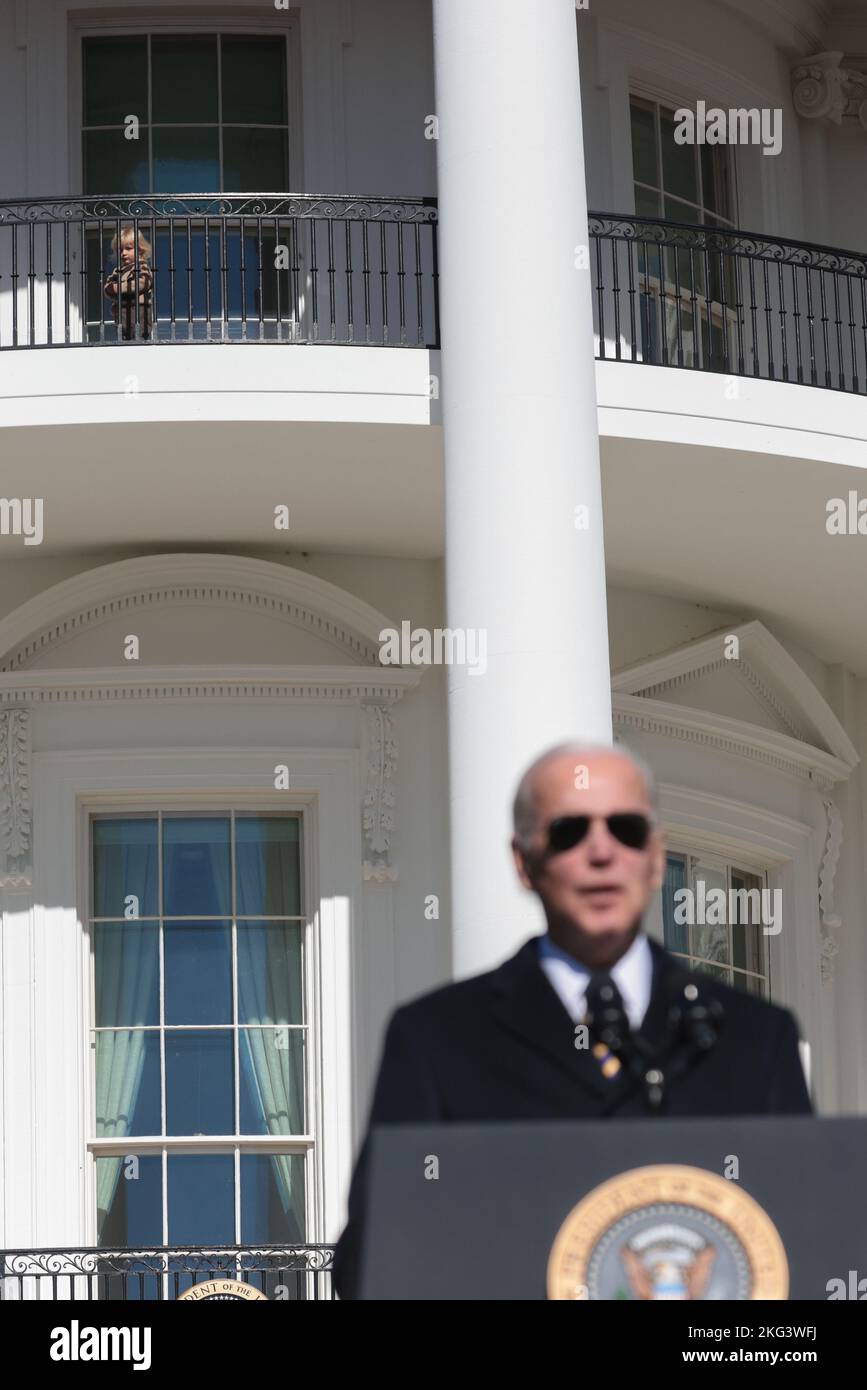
[660,109,699,203]
[164,920,232,1025]
[691,863,730,970]
[83,36,148,127]
[96,1153,162,1246]
[634,184,660,224]
[239,1028,304,1135]
[166,1030,234,1135]
[237,922,303,1025]
[93,818,158,918]
[163,816,230,915]
[168,1154,234,1244]
[630,100,657,187]
[701,144,731,219]
[661,854,688,956]
[83,130,150,196]
[731,871,765,978]
[95,923,159,1027]
[664,195,700,228]
[153,127,220,193]
[151,35,218,124]
[95,1030,161,1137]
[241,1153,305,1243]
[221,37,287,125]
[223,128,288,191]
[236,817,301,916]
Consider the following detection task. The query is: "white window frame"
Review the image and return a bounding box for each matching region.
[661,843,771,996]
[68,12,305,196]
[86,801,314,1250]
[25,745,357,1252]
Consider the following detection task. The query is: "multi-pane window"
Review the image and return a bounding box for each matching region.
[90,811,309,1267]
[80,33,297,341]
[629,95,736,370]
[630,96,734,231]
[661,851,769,998]
[82,34,291,194]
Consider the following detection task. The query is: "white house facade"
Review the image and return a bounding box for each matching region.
[1,0,867,1298]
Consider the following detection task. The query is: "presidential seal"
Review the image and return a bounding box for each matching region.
[547,1164,788,1301]
[178,1279,268,1301]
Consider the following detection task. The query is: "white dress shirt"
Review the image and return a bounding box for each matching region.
[537,931,653,1031]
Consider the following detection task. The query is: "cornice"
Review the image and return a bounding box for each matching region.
[0,666,423,705]
[613,692,852,789]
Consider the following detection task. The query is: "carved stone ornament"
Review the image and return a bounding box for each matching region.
[791,52,867,128]
[0,707,32,887]
[362,702,398,882]
[818,796,843,983]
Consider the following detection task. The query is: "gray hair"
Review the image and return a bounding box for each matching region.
[511,740,658,849]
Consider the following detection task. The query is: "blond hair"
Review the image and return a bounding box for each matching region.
[111,226,152,261]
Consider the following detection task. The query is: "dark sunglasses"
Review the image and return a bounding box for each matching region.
[546,813,652,854]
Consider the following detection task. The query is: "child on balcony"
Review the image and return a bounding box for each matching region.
[104,227,154,341]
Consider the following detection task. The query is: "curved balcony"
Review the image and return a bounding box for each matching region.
[1,1243,335,1300]
[0,193,439,349]
[589,213,867,395]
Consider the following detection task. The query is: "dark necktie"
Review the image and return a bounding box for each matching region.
[583,972,627,1079]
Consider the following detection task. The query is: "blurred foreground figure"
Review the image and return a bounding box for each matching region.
[334,743,810,1298]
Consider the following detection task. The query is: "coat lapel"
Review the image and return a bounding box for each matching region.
[488,937,612,1101]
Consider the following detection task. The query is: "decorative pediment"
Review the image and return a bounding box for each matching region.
[0,554,391,671]
[612,620,858,788]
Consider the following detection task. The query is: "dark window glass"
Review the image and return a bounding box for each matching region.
[152,127,220,193]
[83,36,148,126]
[151,35,218,124]
[221,37,287,124]
[223,128,288,191]
[96,1153,162,1245]
[83,130,150,195]
[168,1154,235,1244]
[241,1153,305,1242]
[164,921,232,1025]
[163,817,230,916]
[166,1030,234,1135]
[630,100,657,188]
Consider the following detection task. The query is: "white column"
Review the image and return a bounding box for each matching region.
[433,0,612,977]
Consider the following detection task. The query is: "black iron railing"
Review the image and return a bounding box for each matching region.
[0,194,439,349]
[589,212,867,394]
[0,1244,336,1300]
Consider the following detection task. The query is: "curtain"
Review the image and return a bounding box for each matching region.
[94,831,159,1236]
[236,826,305,1238]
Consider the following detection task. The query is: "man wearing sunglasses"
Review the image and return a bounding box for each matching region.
[334,742,811,1297]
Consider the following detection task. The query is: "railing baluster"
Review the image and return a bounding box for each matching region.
[610,235,621,360]
[594,231,605,358]
[327,216,337,342]
[380,219,388,345]
[625,234,637,361]
[397,219,406,346]
[45,221,53,345]
[64,220,72,345]
[362,217,371,343]
[12,223,19,347]
[309,216,319,340]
